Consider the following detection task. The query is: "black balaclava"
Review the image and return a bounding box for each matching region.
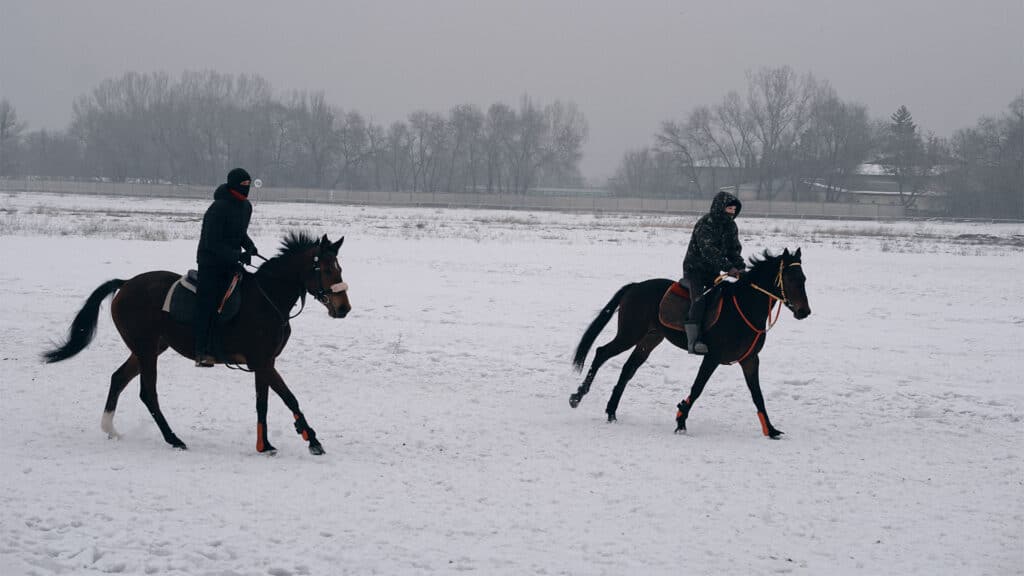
[227,168,251,196]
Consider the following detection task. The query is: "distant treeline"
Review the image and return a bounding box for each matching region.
[0,71,588,195]
[0,67,1020,217]
[609,66,1023,218]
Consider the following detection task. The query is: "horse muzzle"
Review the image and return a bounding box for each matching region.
[321,282,351,318]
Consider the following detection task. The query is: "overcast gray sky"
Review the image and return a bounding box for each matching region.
[1,0,1021,180]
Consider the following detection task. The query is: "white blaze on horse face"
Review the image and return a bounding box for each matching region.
[330,282,348,293]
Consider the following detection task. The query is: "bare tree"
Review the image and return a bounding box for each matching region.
[386,120,413,191]
[447,104,484,193]
[657,106,723,198]
[364,120,387,191]
[746,66,815,199]
[484,102,515,193]
[0,99,27,176]
[540,100,589,187]
[332,110,369,189]
[798,87,873,201]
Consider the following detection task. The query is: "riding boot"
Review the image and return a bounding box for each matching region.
[685,289,709,355]
[194,320,216,367]
[194,265,231,367]
[684,322,708,355]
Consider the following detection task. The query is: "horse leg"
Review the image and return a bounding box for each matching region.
[253,374,278,454]
[137,352,186,449]
[739,354,783,438]
[570,335,637,409]
[259,366,324,456]
[101,354,140,439]
[675,355,720,433]
[605,331,663,422]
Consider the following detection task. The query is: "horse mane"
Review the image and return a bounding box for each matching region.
[256,231,320,276]
[276,230,321,258]
[736,250,783,286]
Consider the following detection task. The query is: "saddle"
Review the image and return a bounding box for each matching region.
[658,279,724,332]
[161,270,242,325]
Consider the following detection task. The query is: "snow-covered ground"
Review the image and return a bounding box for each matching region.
[1,192,1021,575]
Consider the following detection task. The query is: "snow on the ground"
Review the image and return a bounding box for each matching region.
[0,192,1021,575]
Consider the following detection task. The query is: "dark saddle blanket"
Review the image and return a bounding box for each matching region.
[162,270,242,325]
[658,279,723,331]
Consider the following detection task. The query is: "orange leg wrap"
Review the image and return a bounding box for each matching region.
[294,414,309,441]
[676,397,691,419]
[256,423,265,452]
[757,412,769,436]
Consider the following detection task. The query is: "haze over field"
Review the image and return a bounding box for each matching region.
[2,0,1021,179]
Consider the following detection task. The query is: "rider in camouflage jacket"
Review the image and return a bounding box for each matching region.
[681,190,745,354]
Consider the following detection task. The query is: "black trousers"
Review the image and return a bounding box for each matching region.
[682,275,711,324]
[193,265,235,356]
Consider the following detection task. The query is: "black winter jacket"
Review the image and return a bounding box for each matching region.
[683,190,745,283]
[196,184,256,268]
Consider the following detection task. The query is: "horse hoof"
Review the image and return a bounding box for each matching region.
[171,441,188,450]
[309,444,325,456]
[767,429,784,439]
[569,394,581,408]
[674,427,687,434]
[606,413,617,422]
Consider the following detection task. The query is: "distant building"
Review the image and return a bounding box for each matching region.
[722,163,948,214]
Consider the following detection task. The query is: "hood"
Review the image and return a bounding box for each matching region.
[710,190,741,219]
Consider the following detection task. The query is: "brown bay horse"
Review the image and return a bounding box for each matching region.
[43,232,351,455]
[569,249,810,438]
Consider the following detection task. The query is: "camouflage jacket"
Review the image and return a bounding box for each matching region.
[683,190,745,283]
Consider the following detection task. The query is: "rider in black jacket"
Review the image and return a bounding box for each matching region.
[681,190,745,354]
[194,168,259,366]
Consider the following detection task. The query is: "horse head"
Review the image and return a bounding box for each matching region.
[779,248,810,319]
[307,234,351,319]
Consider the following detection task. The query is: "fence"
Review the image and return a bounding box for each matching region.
[0,178,909,220]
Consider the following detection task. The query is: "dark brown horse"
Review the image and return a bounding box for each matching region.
[569,248,810,437]
[43,232,352,455]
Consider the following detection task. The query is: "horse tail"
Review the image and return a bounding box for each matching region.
[43,279,125,363]
[573,283,633,372]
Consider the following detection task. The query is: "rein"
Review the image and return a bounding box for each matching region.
[727,261,801,364]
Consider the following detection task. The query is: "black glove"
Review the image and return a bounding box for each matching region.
[239,251,252,266]
[727,267,741,278]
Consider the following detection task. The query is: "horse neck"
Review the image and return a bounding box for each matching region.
[254,257,307,312]
[734,263,779,324]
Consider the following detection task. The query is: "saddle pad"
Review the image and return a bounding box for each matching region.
[162,271,242,325]
[658,282,690,331]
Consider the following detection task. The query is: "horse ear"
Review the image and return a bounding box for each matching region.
[320,234,330,248]
[783,248,790,257]
[332,236,344,251]
[795,247,801,258]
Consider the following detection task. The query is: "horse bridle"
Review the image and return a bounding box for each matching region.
[310,254,349,307]
[252,252,349,324]
[749,260,802,311]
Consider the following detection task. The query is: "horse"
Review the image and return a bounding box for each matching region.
[42,232,352,455]
[568,248,810,438]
